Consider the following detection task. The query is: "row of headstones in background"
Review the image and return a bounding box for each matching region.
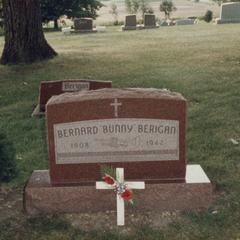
[122,14,159,30]
[122,14,197,30]
[62,3,240,35]
[31,80,112,116]
[215,2,240,24]
[26,83,212,216]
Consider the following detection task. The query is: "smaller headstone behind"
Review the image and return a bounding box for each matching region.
[144,14,158,28]
[175,19,195,26]
[122,15,137,30]
[215,2,240,24]
[73,18,97,33]
[32,80,112,116]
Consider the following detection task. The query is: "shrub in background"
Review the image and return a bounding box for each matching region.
[125,0,153,18]
[160,0,177,19]
[204,10,213,23]
[0,133,17,182]
[109,2,119,25]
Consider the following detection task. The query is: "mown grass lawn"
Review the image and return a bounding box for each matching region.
[0,24,240,239]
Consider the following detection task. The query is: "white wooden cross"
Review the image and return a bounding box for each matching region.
[110,98,122,118]
[96,168,145,226]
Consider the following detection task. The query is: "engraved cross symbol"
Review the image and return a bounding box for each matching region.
[110,98,122,118]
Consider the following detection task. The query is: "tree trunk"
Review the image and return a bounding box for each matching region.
[54,19,59,30]
[0,0,57,65]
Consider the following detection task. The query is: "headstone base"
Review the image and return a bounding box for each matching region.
[143,25,159,29]
[121,25,137,31]
[24,165,212,215]
[215,18,240,24]
[137,25,159,30]
[71,29,98,33]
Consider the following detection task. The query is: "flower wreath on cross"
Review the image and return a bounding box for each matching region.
[97,165,145,226]
[101,165,134,204]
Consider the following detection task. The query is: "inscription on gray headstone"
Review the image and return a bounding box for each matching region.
[74,18,93,31]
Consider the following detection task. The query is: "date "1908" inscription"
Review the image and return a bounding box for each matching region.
[54,118,179,164]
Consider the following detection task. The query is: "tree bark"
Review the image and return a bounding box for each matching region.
[0,0,57,65]
[54,18,59,30]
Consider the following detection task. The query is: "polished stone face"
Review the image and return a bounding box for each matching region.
[46,88,187,185]
[125,15,137,27]
[54,118,179,164]
[144,14,156,26]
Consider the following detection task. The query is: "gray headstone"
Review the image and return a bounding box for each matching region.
[144,14,156,27]
[216,2,240,24]
[122,15,137,30]
[221,2,240,20]
[126,15,137,27]
[74,18,93,31]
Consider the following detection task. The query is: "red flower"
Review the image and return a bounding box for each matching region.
[103,175,115,185]
[121,189,133,201]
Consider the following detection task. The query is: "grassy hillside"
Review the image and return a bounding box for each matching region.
[0,24,239,239]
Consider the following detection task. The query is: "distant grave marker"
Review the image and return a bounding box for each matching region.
[143,14,159,29]
[73,18,97,33]
[122,15,137,31]
[215,2,240,24]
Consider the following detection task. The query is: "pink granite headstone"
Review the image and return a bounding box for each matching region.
[46,88,187,186]
[24,88,212,216]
